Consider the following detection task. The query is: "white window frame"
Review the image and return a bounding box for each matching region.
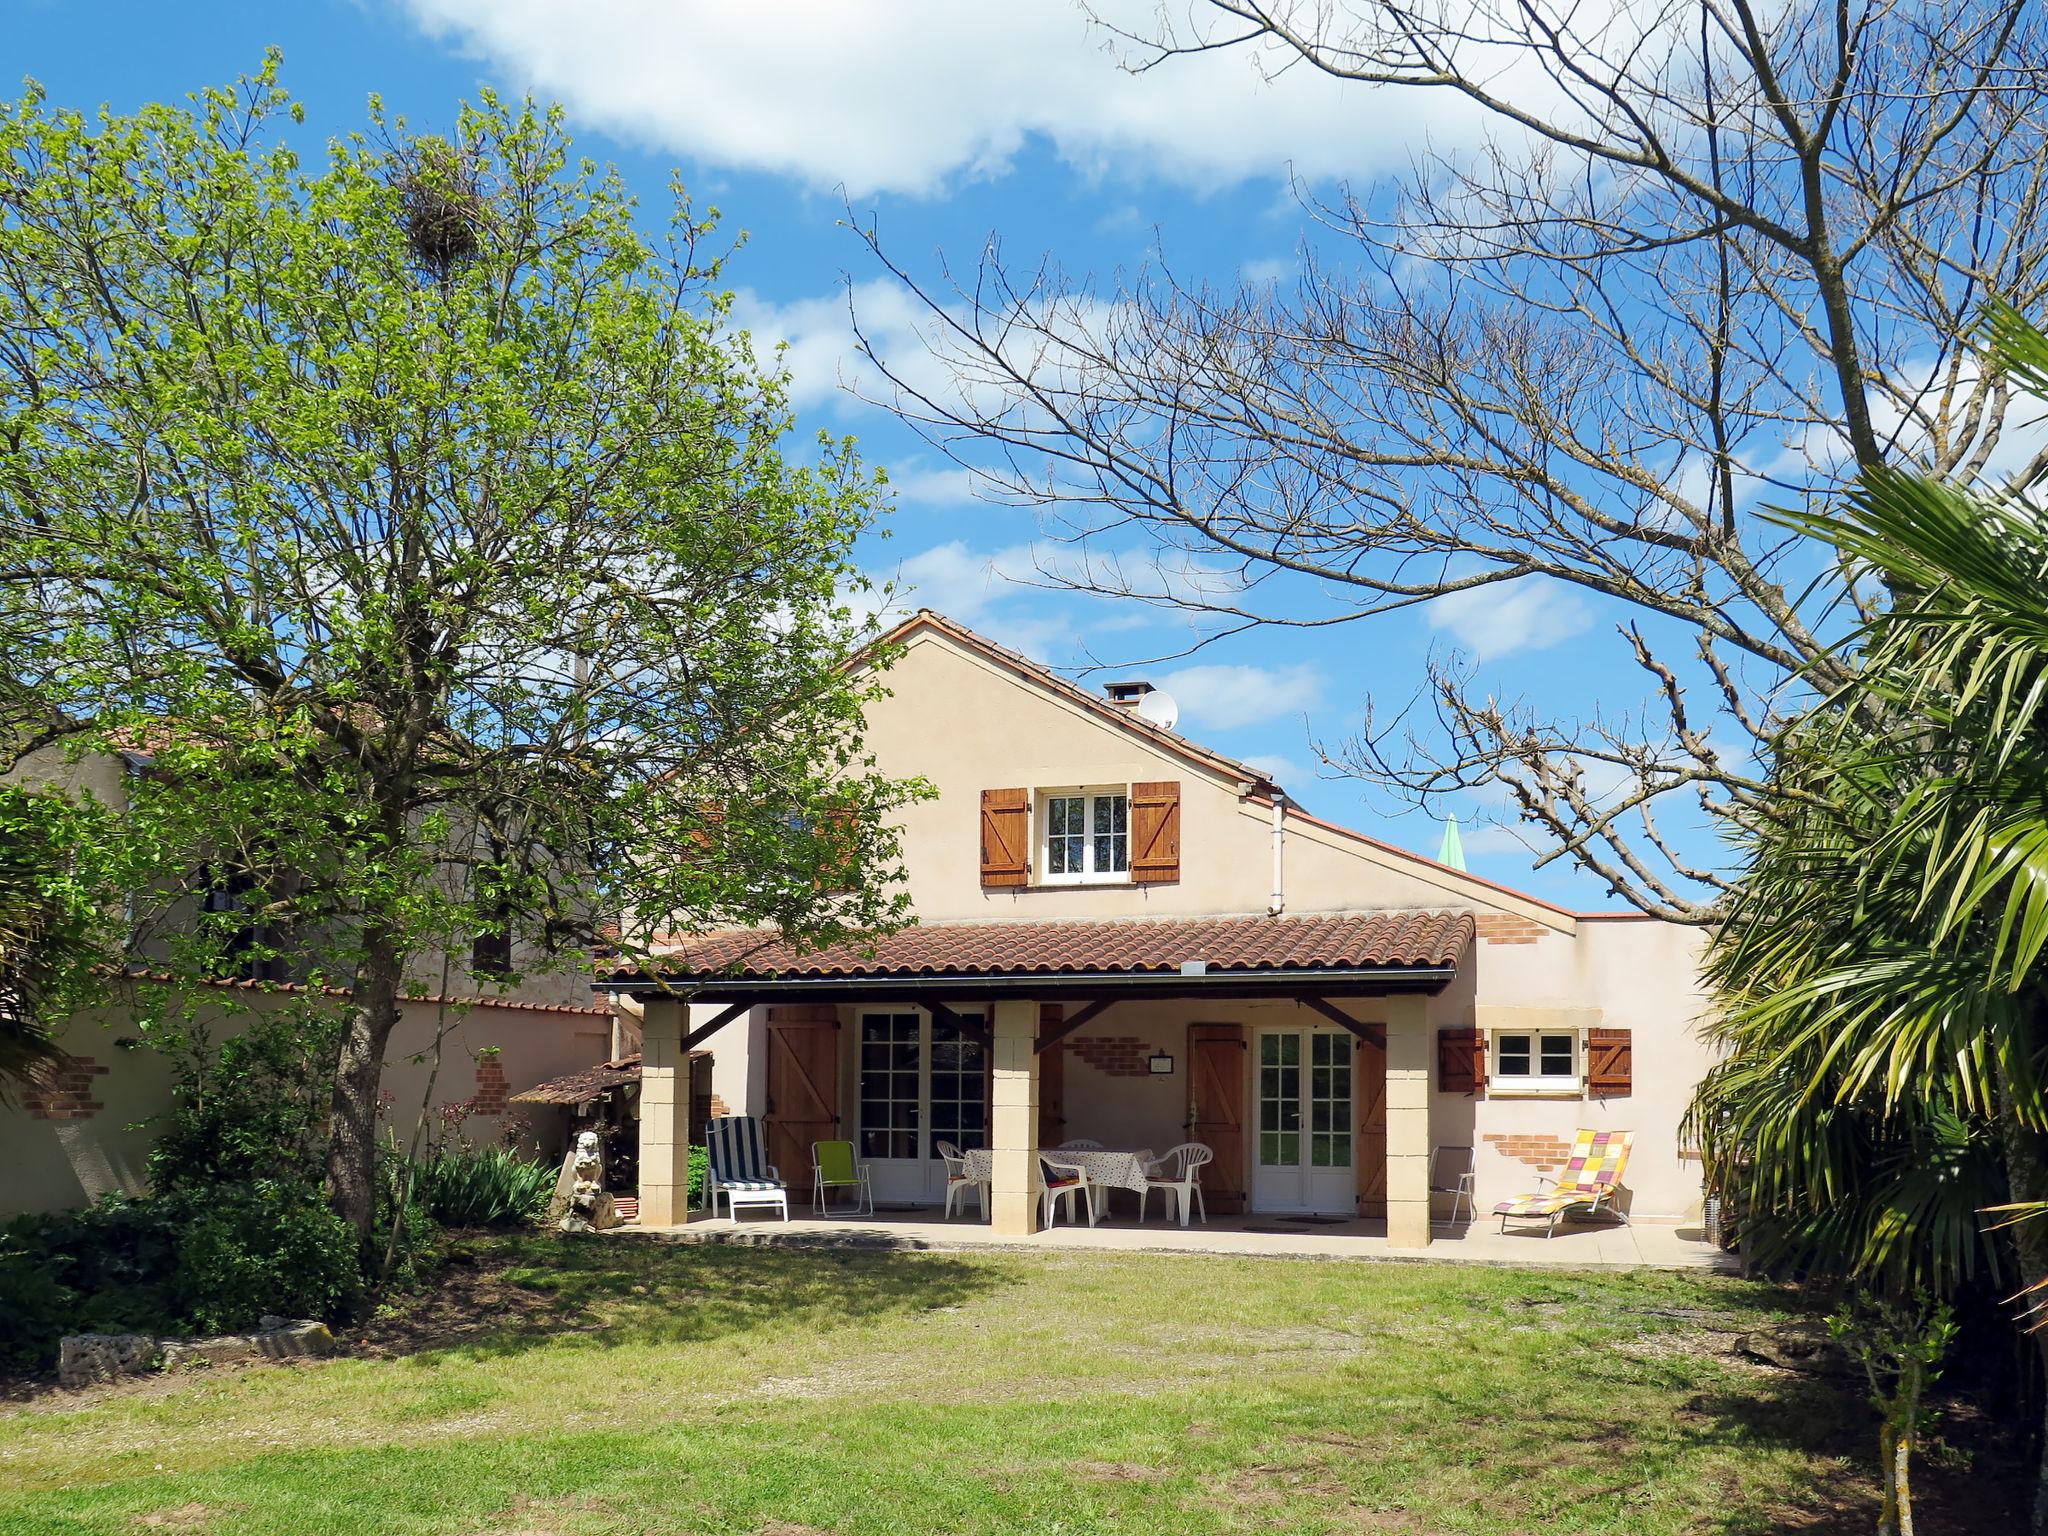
[1489,1028,1583,1097]
[1037,787,1131,885]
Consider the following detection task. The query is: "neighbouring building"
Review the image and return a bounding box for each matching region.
[599,611,1714,1245]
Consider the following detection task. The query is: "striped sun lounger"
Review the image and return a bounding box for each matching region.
[705,1115,789,1222]
[1493,1129,1633,1237]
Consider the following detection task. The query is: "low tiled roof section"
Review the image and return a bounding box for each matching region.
[511,1056,643,1105]
[625,911,1472,981]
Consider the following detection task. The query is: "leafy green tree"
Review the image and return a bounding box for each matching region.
[0,62,921,1234]
[0,785,113,1091]
[1694,303,2048,1527]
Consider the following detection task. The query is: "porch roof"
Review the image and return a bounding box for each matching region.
[597,910,1471,1001]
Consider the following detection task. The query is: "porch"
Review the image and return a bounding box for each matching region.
[624,1204,1731,1270]
[610,912,1495,1245]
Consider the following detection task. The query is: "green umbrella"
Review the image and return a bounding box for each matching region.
[1437,814,1467,871]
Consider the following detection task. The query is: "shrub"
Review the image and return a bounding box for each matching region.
[0,1241,80,1373]
[688,1144,707,1208]
[170,1181,362,1333]
[415,1145,557,1229]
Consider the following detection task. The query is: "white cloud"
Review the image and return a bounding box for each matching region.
[1241,752,1311,789]
[1427,578,1592,662]
[1155,662,1324,730]
[399,0,1547,199]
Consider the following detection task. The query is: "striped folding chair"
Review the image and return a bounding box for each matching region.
[1492,1129,1633,1237]
[705,1115,789,1223]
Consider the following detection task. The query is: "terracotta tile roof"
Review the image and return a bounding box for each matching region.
[119,969,612,1017]
[608,911,1471,983]
[510,1056,644,1106]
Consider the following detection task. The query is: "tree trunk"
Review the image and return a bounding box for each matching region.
[1994,1054,2048,1536]
[324,927,404,1238]
[1876,1418,1905,1536]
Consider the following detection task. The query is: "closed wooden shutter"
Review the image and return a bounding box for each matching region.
[1188,1022,1248,1213]
[1130,780,1181,884]
[1437,1027,1487,1095]
[821,806,859,894]
[1587,1027,1633,1097]
[763,1007,840,1178]
[1355,1031,1388,1218]
[980,788,1030,887]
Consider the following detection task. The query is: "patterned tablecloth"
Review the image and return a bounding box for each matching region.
[961,1146,1157,1194]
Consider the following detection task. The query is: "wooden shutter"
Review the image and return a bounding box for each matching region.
[763,1007,840,1178]
[1130,780,1181,884]
[1437,1027,1487,1095]
[1587,1027,1633,1097]
[1188,1022,1248,1213]
[820,806,859,894]
[980,788,1030,888]
[1355,1031,1388,1218]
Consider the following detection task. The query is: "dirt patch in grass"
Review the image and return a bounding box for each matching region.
[134,1505,214,1531]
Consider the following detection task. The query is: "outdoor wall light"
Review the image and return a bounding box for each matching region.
[1148,1051,1175,1075]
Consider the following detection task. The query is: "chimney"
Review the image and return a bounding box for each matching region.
[1103,680,1154,707]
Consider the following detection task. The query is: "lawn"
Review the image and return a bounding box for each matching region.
[0,1236,2022,1535]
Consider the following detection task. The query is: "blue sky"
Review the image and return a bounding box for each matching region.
[2,0,1683,910]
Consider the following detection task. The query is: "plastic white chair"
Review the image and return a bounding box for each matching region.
[1040,1155,1101,1227]
[1058,1138,1104,1150]
[1429,1144,1477,1227]
[936,1139,987,1220]
[1138,1143,1213,1226]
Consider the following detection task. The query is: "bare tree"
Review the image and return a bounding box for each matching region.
[856,0,2048,917]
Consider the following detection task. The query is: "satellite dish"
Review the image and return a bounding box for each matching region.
[1134,689,1180,731]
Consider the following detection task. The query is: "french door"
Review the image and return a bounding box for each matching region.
[856,1010,987,1205]
[1250,1027,1355,1213]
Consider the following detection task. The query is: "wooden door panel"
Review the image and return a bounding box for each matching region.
[1037,1038,1066,1149]
[1355,1033,1388,1218]
[1188,1022,1247,1213]
[764,1009,840,1180]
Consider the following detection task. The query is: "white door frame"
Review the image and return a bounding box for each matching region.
[1250,1024,1356,1214]
[854,1007,988,1206]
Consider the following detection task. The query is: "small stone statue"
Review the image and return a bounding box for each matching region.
[557,1129,620,1232]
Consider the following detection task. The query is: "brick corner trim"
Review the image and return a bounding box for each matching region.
[1483,1132,1575,1172]
[1475,913,1549,945]
[25,1052,110,1121]
[1070,1036,1156,1078]
[473,1054,508,1115]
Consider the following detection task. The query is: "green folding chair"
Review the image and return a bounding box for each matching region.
[811,1140,875,1217]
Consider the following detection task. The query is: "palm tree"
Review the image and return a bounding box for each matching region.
[1693,301,2048,1534]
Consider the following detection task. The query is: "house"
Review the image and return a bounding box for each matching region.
[600,612,1713,1245]
[0,740,619,1216]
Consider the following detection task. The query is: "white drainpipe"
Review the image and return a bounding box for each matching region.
[1268,791,1286,915]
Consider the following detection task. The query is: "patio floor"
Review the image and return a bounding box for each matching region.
[627,1203,1735,1270]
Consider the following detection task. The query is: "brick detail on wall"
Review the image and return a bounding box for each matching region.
[1475,913,1549,945]
[1069,1036,1155,1078]
[1484,1132,1575,1174]
[24,1053,109,1121]
[473,1054,508,1115]
[708,1093,732,1119]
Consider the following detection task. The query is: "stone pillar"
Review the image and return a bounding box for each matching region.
[638,997,693,1228]
[1384,995,1432,1248]
[988,998,1042,1236]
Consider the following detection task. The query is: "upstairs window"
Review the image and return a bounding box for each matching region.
[1042,790,1128,883]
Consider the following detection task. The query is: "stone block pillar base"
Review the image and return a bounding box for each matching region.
[989,999,1042,1236]
[638,998,693,1228]
[1384,995,1432,1248]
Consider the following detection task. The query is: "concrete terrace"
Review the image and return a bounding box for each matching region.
[624,1207,1735,1271]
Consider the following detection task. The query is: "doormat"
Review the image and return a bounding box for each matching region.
[1240,1225,1300,1235]
[1276,1215,1350,1226]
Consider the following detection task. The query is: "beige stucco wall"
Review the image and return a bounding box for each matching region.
[696,622,1716,1221]
[0,990,613,1218]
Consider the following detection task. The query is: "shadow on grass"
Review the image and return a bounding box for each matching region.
[355,1232,1015,1364]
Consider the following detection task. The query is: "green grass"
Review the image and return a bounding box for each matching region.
[0,1237,2003,1534]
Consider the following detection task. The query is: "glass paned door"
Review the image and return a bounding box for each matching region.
[858,1010,989,1206]
[1252,1027,1355,1213]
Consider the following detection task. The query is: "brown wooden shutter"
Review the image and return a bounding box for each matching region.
[1587,1027,1633,1097]
[1036,1003,1065,1148]
[980,788,1030,887]
[821,806,859,894]
[1437,1027,1487,1095]
[1129,780,1181,884]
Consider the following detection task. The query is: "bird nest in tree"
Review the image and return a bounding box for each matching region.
[396,143,488,277]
